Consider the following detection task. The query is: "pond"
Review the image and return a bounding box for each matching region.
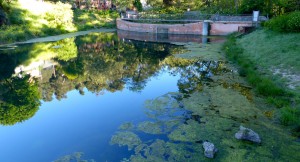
[0,31,299,162]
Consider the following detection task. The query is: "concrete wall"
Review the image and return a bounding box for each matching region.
[117,19,203,35]
[210,21,253,35]
[116,18,253,36]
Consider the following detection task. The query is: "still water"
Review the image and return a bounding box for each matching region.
[0,31,299,162]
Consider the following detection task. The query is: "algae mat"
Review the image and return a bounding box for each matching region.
[111,42,300,162]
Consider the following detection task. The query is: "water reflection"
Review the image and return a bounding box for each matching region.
[0,32,187,125]
[0,74,40,125]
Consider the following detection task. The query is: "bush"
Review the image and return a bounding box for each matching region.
[44,2,75,32]
[265,11,300,33]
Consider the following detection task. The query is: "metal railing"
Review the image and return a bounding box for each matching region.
[120,11,268,24]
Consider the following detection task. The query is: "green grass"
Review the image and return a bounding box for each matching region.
[238,29,300,72]
[0,0,119,45]
[73,9,119,31]
[222,30,300,131]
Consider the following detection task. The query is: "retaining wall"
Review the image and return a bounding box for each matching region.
[210,21,253,35]
[116,18,253,35]
[117,19,203,35]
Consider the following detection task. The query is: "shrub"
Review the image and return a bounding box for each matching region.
[265,11,300,33]
[44,2,75,32]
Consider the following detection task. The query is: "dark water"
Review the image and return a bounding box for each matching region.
[0,32,299,162]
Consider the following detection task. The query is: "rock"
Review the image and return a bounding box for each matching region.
[202,141,218,158]
[235,126,261,143]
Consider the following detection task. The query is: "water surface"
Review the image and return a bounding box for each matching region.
[0,31,299,162]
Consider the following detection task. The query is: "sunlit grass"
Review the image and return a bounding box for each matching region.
[0,0,119,45]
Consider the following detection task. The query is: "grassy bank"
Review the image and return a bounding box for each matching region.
[223,29,300,135]
[0,0,118,45]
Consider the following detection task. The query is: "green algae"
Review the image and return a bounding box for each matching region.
[168,119,202,142]
[174,42,225,61]
[118,122,134,130]
[144,92,181,112]
[137,121,163,134]
[129,139,203,162]
[112,86,300,161]
[53,152,95,162]
[110,42,300,162]
[110,131,142,150]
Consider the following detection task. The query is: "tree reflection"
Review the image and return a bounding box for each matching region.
[37,32,186,100]
[0,32,187,125]
[164,58,228,97]
[0,75,40,125]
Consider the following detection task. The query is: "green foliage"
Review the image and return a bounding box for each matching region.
[54,38,78,61]
[44,2,75,31]
[0,0,119,45]
[239,0,264,14]
[281,106,300,126]
[73,9,119,30]
[133,0,142,11]
[0,75,41,125]
[265,11,300,33]
[0,0,16,12]
[113,0,134,10]
[0,24,32,43]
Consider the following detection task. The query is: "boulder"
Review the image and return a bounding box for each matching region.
[202,141,218,158]
[235,126,261,143]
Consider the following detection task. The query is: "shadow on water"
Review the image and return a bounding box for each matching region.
[0,32,299,162]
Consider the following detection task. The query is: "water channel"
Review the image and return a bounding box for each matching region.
[0,31,299,162]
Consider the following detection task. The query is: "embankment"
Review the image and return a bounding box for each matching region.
[223,29,300,134]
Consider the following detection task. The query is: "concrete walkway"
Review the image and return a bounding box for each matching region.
[0,28,116,47]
